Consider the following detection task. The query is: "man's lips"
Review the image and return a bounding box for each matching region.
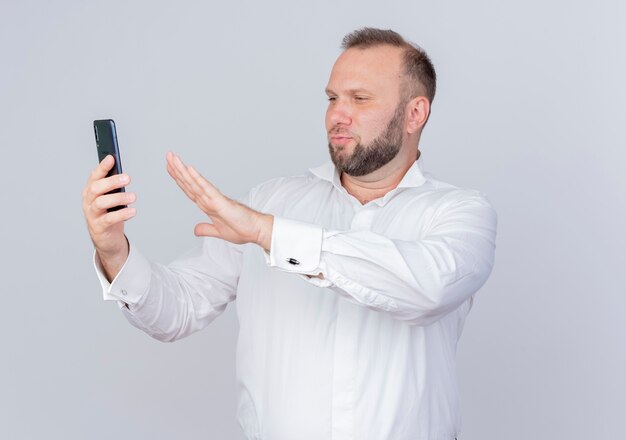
[330,135,353,144]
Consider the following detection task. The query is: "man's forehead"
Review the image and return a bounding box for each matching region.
[333,45,403,72]
[327,45,404,92]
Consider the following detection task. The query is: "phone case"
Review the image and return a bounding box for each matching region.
[94,119,126,212]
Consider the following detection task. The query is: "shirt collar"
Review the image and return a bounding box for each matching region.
[309,156,427,191]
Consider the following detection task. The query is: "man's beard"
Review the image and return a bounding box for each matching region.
[328,102,405,177]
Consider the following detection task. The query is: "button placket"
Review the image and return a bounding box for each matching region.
[350,207,376,231]
[330,299,357,439]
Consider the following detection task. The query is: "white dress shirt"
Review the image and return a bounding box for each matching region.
[95,157,497,440]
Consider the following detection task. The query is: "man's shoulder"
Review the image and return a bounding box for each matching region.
[247,169,326,210]
[410,171,495,211]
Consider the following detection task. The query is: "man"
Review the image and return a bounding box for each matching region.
[83,28,497,440]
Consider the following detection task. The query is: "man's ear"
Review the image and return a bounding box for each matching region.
[406,96,430,134]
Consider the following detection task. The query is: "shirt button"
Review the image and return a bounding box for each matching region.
[120,289,127,296]
[286,258,300,265]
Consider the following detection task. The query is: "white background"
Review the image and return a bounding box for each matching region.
[1,0,624,438]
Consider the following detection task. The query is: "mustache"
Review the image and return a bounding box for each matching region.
[328,127,355,137]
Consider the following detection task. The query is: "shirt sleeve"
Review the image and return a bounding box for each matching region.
[93,237,243,342]
[266,192,497,326]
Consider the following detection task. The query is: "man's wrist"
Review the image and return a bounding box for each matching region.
[96,236,130,282]
[255,214,274,252]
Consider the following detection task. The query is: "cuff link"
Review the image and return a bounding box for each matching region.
[286,258,300,266]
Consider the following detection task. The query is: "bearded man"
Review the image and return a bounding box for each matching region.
[82,27,497,440]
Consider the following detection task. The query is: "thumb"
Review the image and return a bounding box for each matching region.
[194,222,220,238]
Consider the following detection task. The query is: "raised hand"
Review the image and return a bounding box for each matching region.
[165,152,273,251]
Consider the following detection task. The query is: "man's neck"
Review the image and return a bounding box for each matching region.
[341,150,420,205]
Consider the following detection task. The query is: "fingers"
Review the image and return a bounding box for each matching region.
[88,174,130,202]
[83,155,132,215]
[83,167,130,210]
[82,155,136,256]
[84,189,136,229]
[194,222,219,238]
[91,206,137,234]
[93,191,136,211]
[166,160,197,202]
[90,155,116,181]
[168,153,201,195]
[187,165,220,198]
[166,152,223,211]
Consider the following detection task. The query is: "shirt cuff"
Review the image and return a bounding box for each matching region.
[265,216,323,274]
[93,242,151,308]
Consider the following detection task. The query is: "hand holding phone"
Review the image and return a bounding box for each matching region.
[82,119,136,281]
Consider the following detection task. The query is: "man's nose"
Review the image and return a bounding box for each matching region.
[327,101,352,127]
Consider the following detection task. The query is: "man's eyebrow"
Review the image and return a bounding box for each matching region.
[325,88,373,95]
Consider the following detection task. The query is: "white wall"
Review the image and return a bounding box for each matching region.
[1,0,624,438]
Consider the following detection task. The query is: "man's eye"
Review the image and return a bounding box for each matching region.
[327,97,337,102]
[354,96,368,101]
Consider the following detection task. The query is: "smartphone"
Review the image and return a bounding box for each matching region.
[93,119,126,212]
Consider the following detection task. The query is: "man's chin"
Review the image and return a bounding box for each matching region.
[329,143,348,162]
[329,141,352,152]
[329,155,368,176]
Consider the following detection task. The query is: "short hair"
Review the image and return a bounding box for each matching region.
[341,28,437,104]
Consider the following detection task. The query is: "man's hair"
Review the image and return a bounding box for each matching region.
[341,28,437,104]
